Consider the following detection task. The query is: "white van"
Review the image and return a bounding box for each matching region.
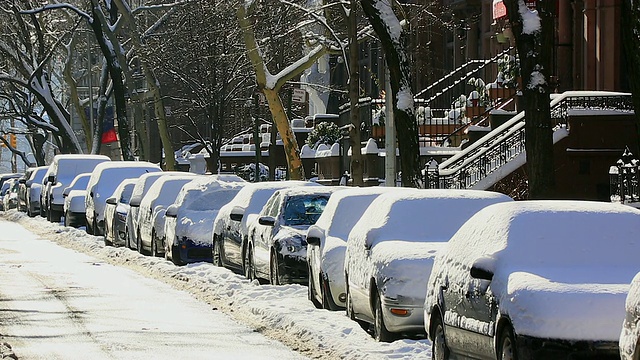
[44,154,110,222]
[85,161,161,235]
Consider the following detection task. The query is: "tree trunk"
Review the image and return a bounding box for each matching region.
[348,0,363,186]
[360,0,420,188]
[622,0,640,155]
[263,88,304,180]
[89,4,133,160]
[504,0,555,199]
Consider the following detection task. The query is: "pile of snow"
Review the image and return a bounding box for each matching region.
[3,210,432,359]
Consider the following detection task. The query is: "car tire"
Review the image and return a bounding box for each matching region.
[374,294,394,342]
[212,236,223,267]
[308,265,322,309]
[321,277,333,310]
[137,229,145,255]
[86,218,94,235]
[270,251,280,285]
[498,324,518,360]
[431,314,450,360]
[151,230,160,257]
[244,245,255,281]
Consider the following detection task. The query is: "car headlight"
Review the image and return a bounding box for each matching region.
[280,236,305,254]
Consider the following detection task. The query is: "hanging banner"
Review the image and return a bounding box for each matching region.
[101,107,118,144]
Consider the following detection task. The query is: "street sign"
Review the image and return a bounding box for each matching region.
[292,88,306,103]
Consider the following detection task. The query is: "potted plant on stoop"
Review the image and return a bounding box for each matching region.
[489,54,520,100]
[466,77,489,120]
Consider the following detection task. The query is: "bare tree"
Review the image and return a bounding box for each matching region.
[622,0,640,154]
[360,0,420,187]
[504,0,556,199]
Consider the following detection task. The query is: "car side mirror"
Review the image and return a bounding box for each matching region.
[47,175,55,184]
[470,256,495,281]
[230,206,244,221]
[306,226,324,246]
[470,266,493,281]
[106,197,117,205]
[166,205,178,218]
[258,216,275,226]
[130,196,141,207]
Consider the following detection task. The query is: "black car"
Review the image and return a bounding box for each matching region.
[212,181,321,275]
[245,187,339,285]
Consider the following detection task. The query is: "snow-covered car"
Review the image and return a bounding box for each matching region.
[85,161,161,236]
[425,200,640,359]
[125,172,196,250]
[345,189,512,342]
[62,173,92,228]
[212,181,322,275]
[165,177,245,266]
[44,154,110,222]
[246,187,342,285]
[307,187,406,310]
[136,174,197,256]
[23,166,48,216]
[103,179,137,247]
[621,272,640,360]
[17,170,33,212]
[0,173,21,211]
[2,179,19,211]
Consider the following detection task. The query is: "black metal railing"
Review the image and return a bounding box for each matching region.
[424,92,634,189]
[416,47,514,114]
[610,147,640,204]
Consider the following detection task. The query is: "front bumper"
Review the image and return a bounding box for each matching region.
[381,297,425,335]
[114,217,127,246]
[173,238,212,264]
[66,211,86,228]
[275,253,308,285]
[516,335,619,359]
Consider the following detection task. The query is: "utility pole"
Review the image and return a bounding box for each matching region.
[384,61,396,187]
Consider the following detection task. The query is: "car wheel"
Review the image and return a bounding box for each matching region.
[270,251,280,285]
[86,218,94,235]
[151,231,158,257]
[374,294,393,342]
[431,315,450,360]
[498,324,517,360]
[212,237,223,267]
[137,229,144,255]
[321,277,333,310]
[244,245,255,281]
[308,265,322,309]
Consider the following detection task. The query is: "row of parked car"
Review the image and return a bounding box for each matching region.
[6,154,640,359]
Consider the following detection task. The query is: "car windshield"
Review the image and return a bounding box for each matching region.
[282,195,329,226]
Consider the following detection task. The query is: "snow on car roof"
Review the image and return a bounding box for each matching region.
[314,187,411,241]
[140,175,197,209]
[174,176,245,209]
[131,172,198,200]
[445,200,640,270]
[213,181,322,234]
[351,189,512,246]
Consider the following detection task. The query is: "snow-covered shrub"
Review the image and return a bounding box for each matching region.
[306,122,341,150]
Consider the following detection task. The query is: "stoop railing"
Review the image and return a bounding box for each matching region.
[424,92,634,190]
